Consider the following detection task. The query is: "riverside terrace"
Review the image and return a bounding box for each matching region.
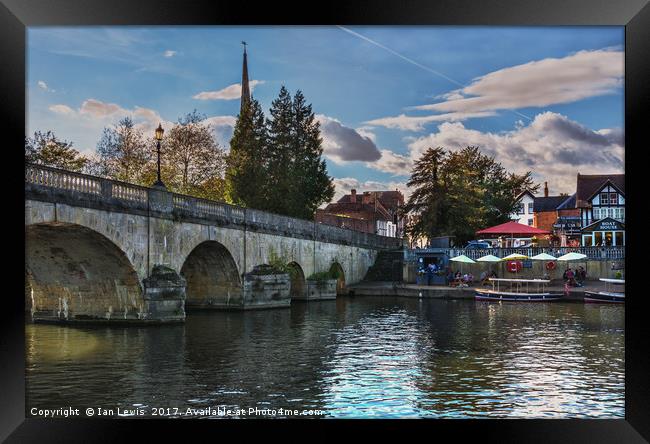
[397,245,624,290]
[24,164,403,324]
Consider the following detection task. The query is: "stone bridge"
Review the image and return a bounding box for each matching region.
[25,164,403,324]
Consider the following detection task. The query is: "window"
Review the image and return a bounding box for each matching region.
[527,203,533,213]
[620,208,625,221]
[615,232,624,246]
[594,231,603,246]
[610,193,618,205]
[593,208,600,220]
[528,219,533,226]
[517,203,525,215]
[600,193,609,205]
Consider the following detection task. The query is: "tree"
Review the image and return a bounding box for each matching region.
[25,130,88,171]
[94,117,151,184]
[287,90,334,219]
[401,147,446,243]
[403,146,537,245]
[226,98,269,208]
[265,86,295,215]
[163,110,227,201]
[226,86,334,219]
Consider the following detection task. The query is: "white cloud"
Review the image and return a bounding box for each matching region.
[368,149,413,176]
[317,115,382,163]
[406,111,624,193]
[37,80,55,92]
[47,98,237,151]
[193,80,264,100]
[365,111,496,131]
[367,48,623,132]
[48,104,75,115]
[163,50,177,58]
[413,49,623,115]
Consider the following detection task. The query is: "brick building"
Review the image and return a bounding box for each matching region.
[315,189,404,237]
[533,182,570,232]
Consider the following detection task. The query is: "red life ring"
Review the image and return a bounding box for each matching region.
[546,261,556,270]
[507,261,522,273]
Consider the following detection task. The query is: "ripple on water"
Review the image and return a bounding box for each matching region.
[25,299,624,418]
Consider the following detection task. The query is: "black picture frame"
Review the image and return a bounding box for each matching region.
[2,0,648,441]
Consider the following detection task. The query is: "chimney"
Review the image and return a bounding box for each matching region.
[544,182,549,197]
[350,189,356,203]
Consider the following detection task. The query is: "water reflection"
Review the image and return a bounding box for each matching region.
[26,298,624,418]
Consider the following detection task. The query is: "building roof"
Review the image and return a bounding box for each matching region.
[556,193,577,210]
[365,190,404,211]
[533,195,568,212]
[515,189,536,201]
[476,221,551,236]
[337,190,403,206]
[576,174,625,208]
[321,201,392,221]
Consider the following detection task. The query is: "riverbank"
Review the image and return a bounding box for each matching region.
[347,280,614,302]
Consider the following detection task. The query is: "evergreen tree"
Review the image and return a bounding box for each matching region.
[226,98,268,208]
[265,86,295,215]
[402,147,446,242]
[288,90,335,219]
[25,130,89,171]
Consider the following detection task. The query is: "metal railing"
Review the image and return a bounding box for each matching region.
[409,246,625,260]
[25,163,404,249]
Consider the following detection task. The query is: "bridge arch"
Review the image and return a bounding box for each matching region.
[329,262,346,295]
[181,241,242,308]
[287,261,307,300]
[25,222,144,321]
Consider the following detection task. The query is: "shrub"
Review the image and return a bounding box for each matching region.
[251,248,299,279]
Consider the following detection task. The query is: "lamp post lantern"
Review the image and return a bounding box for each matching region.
[153,123,166,189]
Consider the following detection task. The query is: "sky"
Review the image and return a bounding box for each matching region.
[27,26,624,201]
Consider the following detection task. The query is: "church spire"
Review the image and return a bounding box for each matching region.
[240,41,251,114]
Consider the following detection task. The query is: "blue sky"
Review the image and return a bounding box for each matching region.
[27,26,624,199]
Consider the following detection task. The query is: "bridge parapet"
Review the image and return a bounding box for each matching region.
[25,163,404,250]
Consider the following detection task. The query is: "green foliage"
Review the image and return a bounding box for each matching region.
[226,86,334,219]
[87,113,227,201]
[227,99,269,207]
[615,271,623,279]
[262,248,299,279]
[307,270,337,281]
[25,131,89,171]
[403,146,538,245]
[162,110,227,201]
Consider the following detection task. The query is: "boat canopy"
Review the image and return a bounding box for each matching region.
[599,278,625,284]
[488,278,551,283]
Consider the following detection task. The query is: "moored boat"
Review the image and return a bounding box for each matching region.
[475,278,563,302]
[584,278,625,304]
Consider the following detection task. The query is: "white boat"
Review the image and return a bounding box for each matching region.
[475,278,562,302]
[584,278,625,304]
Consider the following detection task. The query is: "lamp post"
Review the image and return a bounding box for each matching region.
[153,123,166,189]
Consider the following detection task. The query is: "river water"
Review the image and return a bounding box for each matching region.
[26,297,624,418]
